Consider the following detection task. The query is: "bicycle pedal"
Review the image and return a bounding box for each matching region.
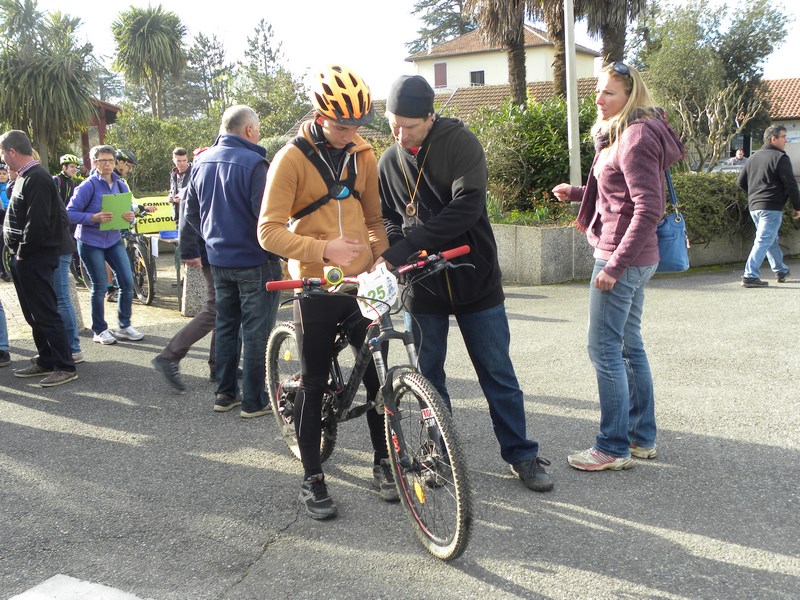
[344,403,372,420]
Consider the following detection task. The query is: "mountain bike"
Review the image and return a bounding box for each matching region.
[123,207,156,305]
[266,247,473,561]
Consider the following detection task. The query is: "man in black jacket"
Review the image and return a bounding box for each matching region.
[377,75,553,492]
[737,125,800,288]
[0,130,77,386]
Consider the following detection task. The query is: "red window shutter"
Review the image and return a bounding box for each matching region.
[434,63,447,88]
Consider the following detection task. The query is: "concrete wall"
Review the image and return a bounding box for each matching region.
[492,223,800,285]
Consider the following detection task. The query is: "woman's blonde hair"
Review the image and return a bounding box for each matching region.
[593,62,657,145]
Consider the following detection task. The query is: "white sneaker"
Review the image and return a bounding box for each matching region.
[112,326,144,341]
[93,329,117,345]
[72,351,85,364]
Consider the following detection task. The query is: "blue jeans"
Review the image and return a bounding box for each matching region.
[409,303,539,465]
[54,253,81,353]
[78,240,134,334]
[0,299,8,352]
[211,260,281,412]
[744,210,788,279]
[587,260,658,457]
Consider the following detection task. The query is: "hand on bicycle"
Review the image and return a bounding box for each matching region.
[323,237,366,267]
[370,257,394,272]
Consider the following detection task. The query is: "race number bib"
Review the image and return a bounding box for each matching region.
[357,264,398,318]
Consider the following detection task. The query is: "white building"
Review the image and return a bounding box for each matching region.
[406,24,600,92]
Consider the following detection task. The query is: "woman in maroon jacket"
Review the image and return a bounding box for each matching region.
[553,62,683,471]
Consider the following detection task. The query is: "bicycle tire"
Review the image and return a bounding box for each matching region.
[385,370,472,561]
[266,321,337,463]
[1,245,13,281]
[130,241,155,305]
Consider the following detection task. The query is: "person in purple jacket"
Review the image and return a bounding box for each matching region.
[553,62,683,471]
[66,145,144,346]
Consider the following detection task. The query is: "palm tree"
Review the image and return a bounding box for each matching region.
[0,1,95,167]
[577,0,648,63]
[112,6,187,119]
[530,1,567,96]
[465,0,532,105]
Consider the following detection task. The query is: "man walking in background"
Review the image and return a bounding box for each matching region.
[738,125,800,288]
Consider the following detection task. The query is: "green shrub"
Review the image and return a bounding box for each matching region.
[106,106,220,193]
[670,172,751,244]
[671,171,800,244]
[472,96,596,217]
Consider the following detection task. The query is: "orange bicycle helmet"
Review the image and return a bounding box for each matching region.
[311,65,374,126]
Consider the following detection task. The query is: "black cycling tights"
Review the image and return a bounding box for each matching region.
[293,293,388,478]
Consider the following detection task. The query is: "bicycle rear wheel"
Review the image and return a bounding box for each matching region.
[130,242,154,305]
[266,321,337,463]
[385,370,472,561]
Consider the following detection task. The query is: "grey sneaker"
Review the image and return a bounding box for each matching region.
[32,352,83,364]
[213,394,241,412]
[152,356,185,391]
[568,447,634,471]
[511,457,554,492]
[112,326,144,341]
[741,277,768,288]
[14,363,55,378]
[372,459,400,502]
[629,444,657,459]
[299,474,337,520]
[40,371,78,387]
[240,405,271,418]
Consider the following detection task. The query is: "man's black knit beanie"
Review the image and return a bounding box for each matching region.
[386,75,435,118]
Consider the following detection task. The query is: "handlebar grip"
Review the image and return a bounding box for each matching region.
[440,245,470,260]
[266,279,304,291]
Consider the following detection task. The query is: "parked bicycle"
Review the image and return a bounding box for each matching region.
[266,246,473,561]
[122,206,156,305]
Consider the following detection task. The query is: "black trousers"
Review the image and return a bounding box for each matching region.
[10,254,75,371]
[293,293,387,477]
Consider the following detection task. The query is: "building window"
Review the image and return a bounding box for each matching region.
[470,71,485,86]
[434,63,447,88]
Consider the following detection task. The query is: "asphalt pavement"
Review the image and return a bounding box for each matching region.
[1,252,798,600]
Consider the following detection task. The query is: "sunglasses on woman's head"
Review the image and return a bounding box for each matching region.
[611,62,632,82]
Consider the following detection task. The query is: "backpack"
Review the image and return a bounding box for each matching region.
[288,136,360,226]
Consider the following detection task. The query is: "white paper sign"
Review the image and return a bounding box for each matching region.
[356,264,398,318]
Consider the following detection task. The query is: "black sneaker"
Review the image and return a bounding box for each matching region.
[0,350,10,367]
[372,459,399,502]
[777,269,790,283]
[299,474,338,520]
[105,288,119,302]
[742,277,768,288]
[511,457,554,492]
[151,356,185,391]
[213,394,241,412]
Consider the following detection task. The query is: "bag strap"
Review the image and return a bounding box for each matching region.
[288,136,360,226]
[665,169,679,214]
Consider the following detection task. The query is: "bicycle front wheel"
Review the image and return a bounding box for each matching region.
[385,371,472,561]
[266,321,337,463]
[130,242,154,305]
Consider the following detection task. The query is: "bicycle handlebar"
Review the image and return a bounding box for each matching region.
[266,245,471,292]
